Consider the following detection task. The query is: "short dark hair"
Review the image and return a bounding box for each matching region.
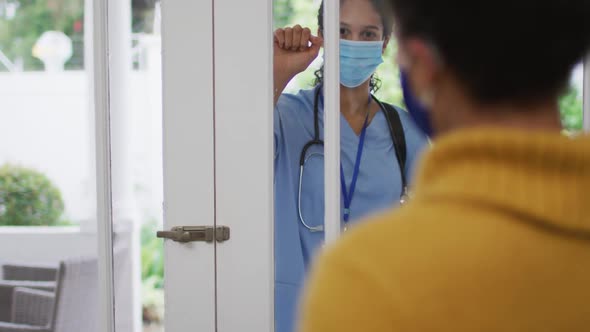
[389,0,590,104]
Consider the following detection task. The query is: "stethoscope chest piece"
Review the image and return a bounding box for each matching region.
[399,188,409,205]
[400,194,408,205]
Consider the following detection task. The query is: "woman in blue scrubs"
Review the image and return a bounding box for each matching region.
[273,0,427,331]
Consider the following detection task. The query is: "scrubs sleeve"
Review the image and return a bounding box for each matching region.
[274,92,302,160]
[274,99,284,160]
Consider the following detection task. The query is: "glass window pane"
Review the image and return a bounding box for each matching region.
[111,1,164,332]
[0,1,99,331]
[272,1,427,331]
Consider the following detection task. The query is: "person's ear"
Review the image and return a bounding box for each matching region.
[382,36,390,55]
[317,28,323,38]
[398,38,441,106]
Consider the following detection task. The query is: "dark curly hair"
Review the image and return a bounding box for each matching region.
[389,0,590,104]
[314,0,393,92]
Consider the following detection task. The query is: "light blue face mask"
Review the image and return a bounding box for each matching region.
[339,39,384,88]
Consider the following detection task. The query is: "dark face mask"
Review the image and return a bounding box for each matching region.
[400,70,433,137]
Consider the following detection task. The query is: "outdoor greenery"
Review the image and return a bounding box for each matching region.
[0,0,84,70]
[560,86,584,131]
[0,0,156,71]
[141,218,164,324]
[0,164,66,226]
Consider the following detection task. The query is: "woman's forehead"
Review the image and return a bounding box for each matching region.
[340,0,384,29]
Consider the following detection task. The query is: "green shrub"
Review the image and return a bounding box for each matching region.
[0,164,65,226]
[141,218,164,324]
[559,85,584,132]
[141,219,164,289]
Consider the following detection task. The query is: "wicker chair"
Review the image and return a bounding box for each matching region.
[0,256,97,332]
[0,263,58,324]
[0,228,131,332]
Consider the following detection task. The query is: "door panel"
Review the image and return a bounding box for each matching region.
[213,0,274,331]
[161,0,216,330]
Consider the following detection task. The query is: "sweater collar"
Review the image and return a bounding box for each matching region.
[413,127,590,234]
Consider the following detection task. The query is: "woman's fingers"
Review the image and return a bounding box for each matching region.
[275,26,319,52]
[291,25,303,51]
[274,29,285,48]
[284,27,293,50]
[310,35,323,47]
[309,36,324,53]
[300,27,311,51]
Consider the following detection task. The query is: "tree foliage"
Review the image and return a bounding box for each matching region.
[0,164,65,226]
[0,0,84,71]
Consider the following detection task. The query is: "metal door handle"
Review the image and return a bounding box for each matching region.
[157,226,230,243]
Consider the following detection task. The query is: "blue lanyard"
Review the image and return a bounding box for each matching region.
[340,110,370,223]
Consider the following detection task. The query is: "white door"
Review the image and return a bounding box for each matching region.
[159,0,274,331]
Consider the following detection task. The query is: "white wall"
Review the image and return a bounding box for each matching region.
[0,72,94,223]
[0,227,96,262]
[0,59,163,225]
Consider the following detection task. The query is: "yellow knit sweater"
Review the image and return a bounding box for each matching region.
[299,127,590,332]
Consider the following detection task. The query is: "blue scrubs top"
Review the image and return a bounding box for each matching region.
[274,87,427,332]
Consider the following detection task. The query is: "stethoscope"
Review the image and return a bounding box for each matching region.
[297,86,408,232]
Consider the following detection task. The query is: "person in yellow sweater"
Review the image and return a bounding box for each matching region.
[299,0,590,331]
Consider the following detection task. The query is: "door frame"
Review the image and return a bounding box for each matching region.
[92,0,115,331]
[322,0,342,244]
